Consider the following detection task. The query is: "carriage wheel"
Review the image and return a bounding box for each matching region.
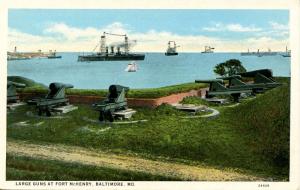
[99,111,104,122]
[232,93,240,102]
[38,109,42,116]
[107,111,114,122]
[46,109,51,117]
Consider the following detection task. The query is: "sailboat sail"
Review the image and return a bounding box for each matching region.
[125,62,138,72]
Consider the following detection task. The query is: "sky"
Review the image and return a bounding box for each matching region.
[8,9,289,52]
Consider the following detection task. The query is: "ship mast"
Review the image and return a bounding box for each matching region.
[174,42,177,52]
[167,41,179,53]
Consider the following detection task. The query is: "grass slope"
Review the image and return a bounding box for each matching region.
[7,77,290,180]
[8,76,45,88]
[7,154,178,181]
[9,75,207,99]
[230,82,290,176]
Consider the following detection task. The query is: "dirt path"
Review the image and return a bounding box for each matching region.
[7,140,263,181]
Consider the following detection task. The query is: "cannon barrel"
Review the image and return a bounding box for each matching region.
[217,75,242,80]
[49,83,74,90]
[7,81,26,88]
[238,69,273,78]
[109,85,129,93]
[195,79,223,83]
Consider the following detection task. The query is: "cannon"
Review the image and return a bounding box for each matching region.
[93,85,129,122]
[7,81,26,103]
[217,75,246,87]
[196,69,282,102]
[237,69,281,93]
[238,69,273,78]
[195,79,251,102]
[221,69,282,94]
[28,82,73,116]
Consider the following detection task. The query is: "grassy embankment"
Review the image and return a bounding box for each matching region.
[9,76,207,99]
[7,154,178,181]
[7,76,290,180]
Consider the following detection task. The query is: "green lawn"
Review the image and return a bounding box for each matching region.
[7,78,290,180]
[6,154,179,181]
[10,75,207,99]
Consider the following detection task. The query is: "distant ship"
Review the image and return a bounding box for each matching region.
[241,49,257,56]
[257,48,277,57]
[201,46,214,53]
[7,54,30,60]
[47,50,62,59]
[241,48,277,57]
[78,32,145,62]
[281,46,291,57]
[165,41,179,56]
[7,47,61,60]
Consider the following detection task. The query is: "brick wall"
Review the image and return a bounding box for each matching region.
[19,88,205,108]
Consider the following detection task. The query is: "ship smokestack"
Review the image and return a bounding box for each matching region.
[100,34,106,55]
[111,46,114,54]
[124,36,129,54]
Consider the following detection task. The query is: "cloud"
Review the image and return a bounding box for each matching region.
[243,36,288,51]
[44,23,99,41]
[203,23,262,32]
[254,21,289,38]
[8,22,289,52]
[203,21,289,40]
[269,21,289,31]
[226,24,262,32]
[202,23,223,32]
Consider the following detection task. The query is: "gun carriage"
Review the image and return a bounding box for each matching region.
[7,81,26,103]
[93,85,130,122]
[195,69,281,102]
[27,82,73,116]
[236,69,281,93]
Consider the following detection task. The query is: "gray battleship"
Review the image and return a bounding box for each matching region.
[241,48,277,57]
[78,32,145,62]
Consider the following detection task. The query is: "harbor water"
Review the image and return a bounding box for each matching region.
[7,52,290,89]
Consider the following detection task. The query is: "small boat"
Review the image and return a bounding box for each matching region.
[125,62,138,72]
[47,55,62,59]
[7,55,30,60]
[47,51,62,59]
[165,41,179,56]
[281,46,291,57]
[201,46,214,53]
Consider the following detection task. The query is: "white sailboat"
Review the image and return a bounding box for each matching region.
[125,61,138,72]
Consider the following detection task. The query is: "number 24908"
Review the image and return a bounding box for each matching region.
[258,184,270,188]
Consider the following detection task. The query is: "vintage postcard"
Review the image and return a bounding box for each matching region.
[1,0,299,190]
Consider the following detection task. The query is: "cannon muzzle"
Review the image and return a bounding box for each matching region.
[109,85,129,94]
[49,83,74,90]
